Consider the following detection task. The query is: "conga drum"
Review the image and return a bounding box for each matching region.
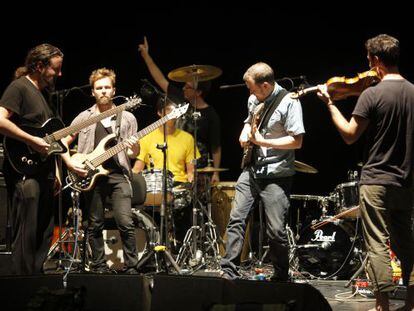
[211,181,251,262]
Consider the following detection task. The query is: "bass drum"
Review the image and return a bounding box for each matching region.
[103,209,159,270]
[296,222,360,279]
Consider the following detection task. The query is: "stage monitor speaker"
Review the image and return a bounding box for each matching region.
[151,275,332,311]
[0,275,64,310]
[67,274,151,311]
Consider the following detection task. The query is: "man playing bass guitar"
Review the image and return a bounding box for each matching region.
[61,68,141,274]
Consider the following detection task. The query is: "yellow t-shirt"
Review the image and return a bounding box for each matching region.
[137,128,200,183]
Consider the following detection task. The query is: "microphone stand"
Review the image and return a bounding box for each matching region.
[46,85,88,275]
[136,93,180,274]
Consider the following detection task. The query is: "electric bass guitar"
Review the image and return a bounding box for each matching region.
[3,96,142,175]
[240,103,264,169]
[67,103,189,192]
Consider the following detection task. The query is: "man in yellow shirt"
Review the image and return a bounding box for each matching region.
[132,98,200,248]
[132,98,200,183]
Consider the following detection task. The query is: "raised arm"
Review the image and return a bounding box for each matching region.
[138,36,169,93]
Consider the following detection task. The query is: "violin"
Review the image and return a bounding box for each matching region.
[291,70,380,101]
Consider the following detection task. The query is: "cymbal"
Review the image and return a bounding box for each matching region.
[197,166,228,173]
[168,65,222,82]
[294,160,318,174]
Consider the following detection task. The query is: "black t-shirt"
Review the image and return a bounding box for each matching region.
[0,77,56,177]
[0,77,54,127]
[353,79,414,187]
[94,121,125,184]
[167,83,221,167]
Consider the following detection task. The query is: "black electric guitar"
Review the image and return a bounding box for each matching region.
[3,96,142,175]
[67,104,189,192]
[240,103,264,169]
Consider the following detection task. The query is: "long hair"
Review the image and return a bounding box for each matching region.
[14,43,63,80]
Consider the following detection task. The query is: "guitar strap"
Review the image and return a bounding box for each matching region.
[114,112,122,142]
[257,88,289,131]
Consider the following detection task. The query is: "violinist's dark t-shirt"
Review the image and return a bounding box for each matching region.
[353,79,414,187]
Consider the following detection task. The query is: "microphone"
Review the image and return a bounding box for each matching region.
[296,244,320,249]
[219,76,308,90]
[141,79,165,96]
[51,84,90,96]
[219,83,245,90]
[321,241,332,249]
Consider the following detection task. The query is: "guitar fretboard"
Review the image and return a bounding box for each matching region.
[46,101,136,141]
[90,114,172,167]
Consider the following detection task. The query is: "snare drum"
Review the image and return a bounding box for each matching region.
[142,169,173,207]
[334,181,360,218]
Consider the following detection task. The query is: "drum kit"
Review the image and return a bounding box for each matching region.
[289,167,364,280]
[48,63,365,281]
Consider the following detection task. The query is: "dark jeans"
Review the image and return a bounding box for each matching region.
[85,178,138,269]
[9,177,55,275]
[220,170,292,279]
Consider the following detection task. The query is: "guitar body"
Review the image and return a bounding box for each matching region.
[240,143,253,169]
[66,103,190,192]
[3,118,67,175]
[240,103,264,169]
[68,134,114,192]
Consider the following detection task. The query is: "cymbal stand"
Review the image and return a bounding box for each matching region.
[176,73,220,270]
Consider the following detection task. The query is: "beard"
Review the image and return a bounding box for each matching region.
[98,96,111,106]
[41,74,57,92]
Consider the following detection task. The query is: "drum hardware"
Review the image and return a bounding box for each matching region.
[170,65,222,271]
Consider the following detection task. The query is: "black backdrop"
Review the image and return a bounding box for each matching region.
[0,7,412,197]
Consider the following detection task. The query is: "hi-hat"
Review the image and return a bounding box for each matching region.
[197,166,228,173]
[294,160,318,174]
[168,65,222,82]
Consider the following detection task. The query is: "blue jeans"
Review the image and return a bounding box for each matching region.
[220,169,292,279]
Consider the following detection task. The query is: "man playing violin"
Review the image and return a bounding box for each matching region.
[317,34,414,311]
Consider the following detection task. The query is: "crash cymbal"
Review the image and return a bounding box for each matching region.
[168,65,222,82]
[197,166,228,173]
[294,160,318,174]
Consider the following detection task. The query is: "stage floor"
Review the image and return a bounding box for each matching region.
[309,280,405,311]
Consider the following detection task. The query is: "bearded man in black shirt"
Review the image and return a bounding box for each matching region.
[317,34,414,311]
[0,43,64,275]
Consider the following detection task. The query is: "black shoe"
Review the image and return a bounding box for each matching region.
[270,275,290,282]
[90,265,117,274]
[219,270,237,280]
[123,266,140,274]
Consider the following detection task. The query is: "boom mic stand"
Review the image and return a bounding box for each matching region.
[136,94,180,274]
